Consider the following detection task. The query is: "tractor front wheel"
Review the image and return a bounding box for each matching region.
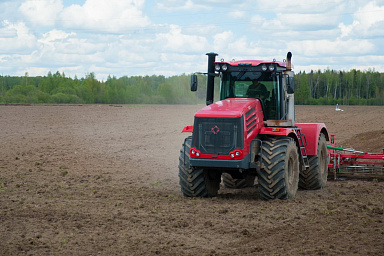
[257,137,299,200]
[299,134,328,190]
[178,137,221,197]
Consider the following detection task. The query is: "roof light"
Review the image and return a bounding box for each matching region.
[261,64,267,71]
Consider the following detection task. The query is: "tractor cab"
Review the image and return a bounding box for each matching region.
[191,53,295,125]
[219,67,282,120]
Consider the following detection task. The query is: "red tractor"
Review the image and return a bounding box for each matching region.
[179,52,329,200]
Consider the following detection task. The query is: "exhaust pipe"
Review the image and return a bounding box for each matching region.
[206,52,218,105]
[285,51,294,126]
[286,52,292,71]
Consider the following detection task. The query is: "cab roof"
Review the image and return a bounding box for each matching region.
[216,59,288,68]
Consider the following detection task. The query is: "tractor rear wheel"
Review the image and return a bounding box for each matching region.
[178,137,221,197]
[257,137,299,200]
[222,173,255,189]
[299,134,328,190]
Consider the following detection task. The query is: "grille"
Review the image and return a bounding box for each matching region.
[245,108,257,135]
[192,117,244,155]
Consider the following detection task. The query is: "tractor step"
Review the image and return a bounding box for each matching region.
[295,128,310,168]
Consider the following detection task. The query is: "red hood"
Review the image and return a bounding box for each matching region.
[195,98,259,118]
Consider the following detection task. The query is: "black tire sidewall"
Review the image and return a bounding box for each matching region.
[285,140,300,198]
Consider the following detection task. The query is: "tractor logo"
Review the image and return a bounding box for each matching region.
[211,125,220,134]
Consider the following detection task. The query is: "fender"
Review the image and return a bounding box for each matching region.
[182,125,193,133]
[260,126,296,136]
[259,126,301,152]
[296,123,329,155]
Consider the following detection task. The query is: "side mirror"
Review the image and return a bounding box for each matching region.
[190,74,198,91]
[287,76,294,94]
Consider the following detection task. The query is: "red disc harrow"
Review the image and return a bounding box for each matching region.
[327,134,384,179]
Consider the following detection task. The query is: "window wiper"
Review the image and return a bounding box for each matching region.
[235,71,246,80]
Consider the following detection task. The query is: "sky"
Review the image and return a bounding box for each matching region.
[1,0,384,80]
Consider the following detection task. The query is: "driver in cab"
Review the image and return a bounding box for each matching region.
[246,80,269,100]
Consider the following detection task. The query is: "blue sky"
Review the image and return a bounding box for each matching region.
[1,0,384,80]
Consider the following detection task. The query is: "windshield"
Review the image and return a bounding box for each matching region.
[220,72,281,120]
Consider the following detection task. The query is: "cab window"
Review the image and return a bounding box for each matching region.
[220,72,281,120]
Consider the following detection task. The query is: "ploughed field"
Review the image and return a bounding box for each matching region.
[1,104,383,255]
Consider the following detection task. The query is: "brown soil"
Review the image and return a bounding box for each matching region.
[1,104,383,256]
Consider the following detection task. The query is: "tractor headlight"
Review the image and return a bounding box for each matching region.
[222,64,228,71]
[190,147,201,157]
[215,64,221,71]
[261,64,267,71]
[269,64,275,71]
[229,149,243,159]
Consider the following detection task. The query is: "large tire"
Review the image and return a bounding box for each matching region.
[178,137,221,197]
[257,137,300,200]
[299,134,328,190]
[222,173,255,189]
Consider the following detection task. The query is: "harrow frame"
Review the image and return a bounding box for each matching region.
[327,134,384,179]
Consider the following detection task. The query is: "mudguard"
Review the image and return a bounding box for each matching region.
[259,127,296,136]
[296,123,329,155]
[182,125,193,133]
[259,127,301,153]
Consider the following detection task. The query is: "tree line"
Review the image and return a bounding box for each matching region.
[1,69,384,105]
[0,71,210,105]
[295,68,384,105]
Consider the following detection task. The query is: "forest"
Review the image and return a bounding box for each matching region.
[1,69,384,105]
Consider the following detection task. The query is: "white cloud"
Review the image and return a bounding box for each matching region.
[287,39,374,57]
[0,20,18,38]
[183,24,218,37]
[250,3,345,33]
[153,53,204,75]
[59,0,151,33]
[256,0,346,14]
[0,20,37,54]
[26,67,51,77]
[40,29,75,43]
[296,54,384,73]
[156,0,209,11]
[213,31,234,52]
[339,21,359,38]
[338,1,384,38]
[276,13,339,30]
[227,10,247,19]
[1,0,384,79]
[19,0,63,27]
[155,25,208,53]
